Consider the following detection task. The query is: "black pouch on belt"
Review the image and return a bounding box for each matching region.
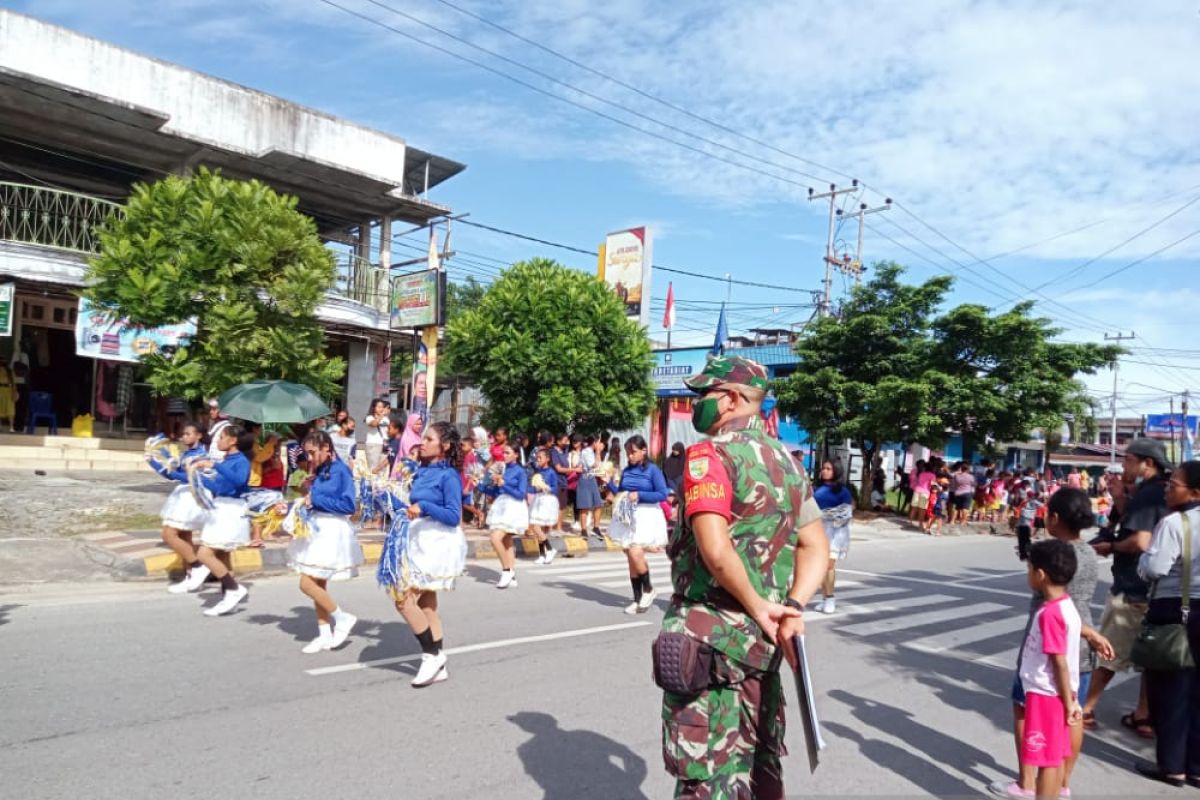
[651,631,715,695]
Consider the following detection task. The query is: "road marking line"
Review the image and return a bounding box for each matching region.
[903,615,1025,653]
[306,621,654,676]
[837,568,1031,598]
[536,560,670,576]
[838,602,1009,637]
[949,570,1029,585]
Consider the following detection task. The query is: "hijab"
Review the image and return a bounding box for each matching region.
[664,442,686,482]
[399,413,423,459]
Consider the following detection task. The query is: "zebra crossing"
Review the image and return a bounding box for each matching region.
[526,553,1036,670]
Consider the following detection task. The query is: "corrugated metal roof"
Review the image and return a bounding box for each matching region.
[724,344,799,367]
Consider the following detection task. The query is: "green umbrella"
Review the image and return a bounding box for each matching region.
[216,380,331,424]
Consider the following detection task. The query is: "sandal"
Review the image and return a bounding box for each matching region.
[1120,712,1155,739]
[1081,710,1097,730]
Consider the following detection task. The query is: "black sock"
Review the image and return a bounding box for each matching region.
[219,574,238,592]
[431,638,443,656]
[630,576,643,603]
[640,572,653,594]
[539,540,549,555]
[414,627,436,655]
[188,560,201,570]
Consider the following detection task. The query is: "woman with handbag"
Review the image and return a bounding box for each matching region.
[1134,460,1200,788]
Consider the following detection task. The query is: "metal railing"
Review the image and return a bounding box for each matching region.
[0,181,123,254]
[0,181,389,312]
[334,253,390,313]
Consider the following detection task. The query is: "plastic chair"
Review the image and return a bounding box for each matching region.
[25,391,57,435]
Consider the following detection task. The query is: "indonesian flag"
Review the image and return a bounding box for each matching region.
[663,282,675,329]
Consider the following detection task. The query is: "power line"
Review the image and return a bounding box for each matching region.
[317,0,830,192]
[455,218,821,294]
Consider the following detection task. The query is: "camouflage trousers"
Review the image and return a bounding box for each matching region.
[661,652,787,800]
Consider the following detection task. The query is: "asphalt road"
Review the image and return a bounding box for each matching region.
[0,527,1174,799]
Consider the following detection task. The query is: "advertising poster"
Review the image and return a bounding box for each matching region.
[1145,413,1197,440]
[390,268,444,329]
[0,283,12,337]
[76,298,196,363]
[601,227,652,327]
[652,347,712,397]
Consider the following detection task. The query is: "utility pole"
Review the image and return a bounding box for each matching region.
[1171,393,1177,464]
[838,198,893,285]
[1184,390,1192,460]
[808,181,859,317]
[1104,331,1136,464]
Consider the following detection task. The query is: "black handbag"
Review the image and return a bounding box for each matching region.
[1130,513,1194,671]
[651,631,715,695]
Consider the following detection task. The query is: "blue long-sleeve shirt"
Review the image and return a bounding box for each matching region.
[152,444,207,483]
[609,461,669,504]
[482,462,528,500]
[201,451,250,498]
[813,483,854,510]
[309,458,357,515]
[410,460,464,526]
[529,465,558,499]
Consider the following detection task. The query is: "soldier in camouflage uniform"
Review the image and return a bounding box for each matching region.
[660,355,829,800]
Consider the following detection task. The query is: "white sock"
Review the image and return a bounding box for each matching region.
[331,607,352,626]
[317,622,332,640]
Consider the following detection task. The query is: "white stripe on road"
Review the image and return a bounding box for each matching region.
[537,559,670,576]
[306,621,654,676]
[901,615,1025,653]
[838,602,1009,637]
[837,568,1030,599]
[949,570,1029,585]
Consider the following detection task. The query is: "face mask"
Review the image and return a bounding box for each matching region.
[692,395,723,433]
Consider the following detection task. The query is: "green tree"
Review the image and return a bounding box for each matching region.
[84,168,345,399]
[440,275,489,377]
[775,262,1119,505]
[445,258,654,433]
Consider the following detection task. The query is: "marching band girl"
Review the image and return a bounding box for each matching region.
[193,425,254,617]
[285,430,363,653]
[387,421,468,687]
[152,422,210,594]
[606,435,669,615]
[482,442,528,589]
[527,447,559,565]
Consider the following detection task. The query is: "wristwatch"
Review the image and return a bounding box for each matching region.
[783,598,804,613]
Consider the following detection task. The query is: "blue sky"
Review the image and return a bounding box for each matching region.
[13,0,1200,418]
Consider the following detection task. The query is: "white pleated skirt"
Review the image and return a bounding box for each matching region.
[608,503,669,549]
[487,494,529,534]
[199,497,251,550]
[529,493,560,526]
[400,517,467,592]
[160,484,208,532]
[287,513,363,581]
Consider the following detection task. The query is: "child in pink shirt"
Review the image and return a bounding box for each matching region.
[1016,539,1083,798]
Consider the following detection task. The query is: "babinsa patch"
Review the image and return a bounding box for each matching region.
[688,457,709,480]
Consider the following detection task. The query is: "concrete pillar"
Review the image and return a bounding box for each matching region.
[345,340,374,444]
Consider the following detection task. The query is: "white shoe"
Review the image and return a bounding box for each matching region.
[821,597,836,614]
[637,588,657,611]
[412,652,448,687]
[203,584,248,616]
[329,613,358,649]
[543,547,557,565]
[533,553,546,565]
[623,601,640,615]
[496,571,517,589]
[174,565,210,593]
[301,636,333,654]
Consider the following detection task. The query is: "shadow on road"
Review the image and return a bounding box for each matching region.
[509,711,649,800]
[243,604,321,641]
[0,603,19,625]
[543,579,632,610]
[829,689,1009,794]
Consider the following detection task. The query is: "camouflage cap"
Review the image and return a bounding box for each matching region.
[684,355,770,393]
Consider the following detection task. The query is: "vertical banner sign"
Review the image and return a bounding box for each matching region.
[421,326,439,418]
[411,340,429,420]
[601,227,653,327]
[0,283,13,337]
